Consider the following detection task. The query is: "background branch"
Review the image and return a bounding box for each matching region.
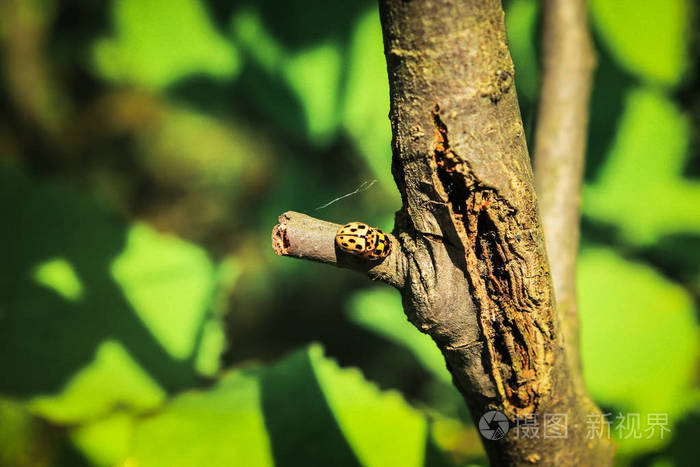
[533,0,596,375]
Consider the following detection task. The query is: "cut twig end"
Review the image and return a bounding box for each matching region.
[271,213,291,256]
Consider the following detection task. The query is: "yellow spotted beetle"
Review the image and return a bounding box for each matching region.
[335,222,392,260]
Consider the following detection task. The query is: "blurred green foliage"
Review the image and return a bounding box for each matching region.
[71,346,436,467]
[590,0,688,85]
[578,248,698,457]
[0,0,698,466]
[94,0,241,89]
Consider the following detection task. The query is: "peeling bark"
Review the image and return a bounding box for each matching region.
[430,105,553,418]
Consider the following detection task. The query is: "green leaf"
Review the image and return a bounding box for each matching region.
[29,340,166,423]
[129,370,273,467]
[93,0,240,89]
[195,256,240,377]
[583,87,700,245]
[283,42,343,142]
[111,223,216,361]
[310,345,427,467]
[0,168,222,423]
[32,258,84,302]
[229,7,344,143]
[347,288,452,384]
[578,247,698,454]
[119,345,429,467]
[590,0,689,85]
[0,166,225,423]
[70,412,135,467]
[230,8,285,73]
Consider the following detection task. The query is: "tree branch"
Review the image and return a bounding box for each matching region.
[272,0,615,463]
[272,211,406,289]
[375,1,614,463]
[530,4,616,464]
[533,0,596,377]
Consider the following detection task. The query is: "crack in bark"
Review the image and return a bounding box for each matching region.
[429,105,553,418]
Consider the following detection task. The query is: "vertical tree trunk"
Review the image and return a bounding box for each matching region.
[377,0,613,463]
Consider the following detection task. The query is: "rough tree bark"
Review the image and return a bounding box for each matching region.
[272,0,615,464]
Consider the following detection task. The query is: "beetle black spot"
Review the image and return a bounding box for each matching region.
[355,245,362,250]
[350,228,357,232]
[349,239,355,243]
[342,243,349,247]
